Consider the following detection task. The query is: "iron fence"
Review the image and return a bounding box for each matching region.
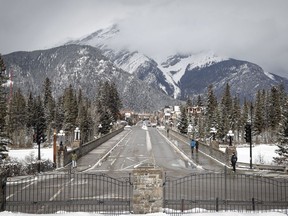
[2,172,132,215]
[163,170,288,214]
[1,171,288,214]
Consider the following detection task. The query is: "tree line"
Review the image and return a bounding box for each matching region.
[178,83,288,165]
[0,54,122,158]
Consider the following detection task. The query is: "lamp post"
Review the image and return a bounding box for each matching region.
[53,129,57,165]
[210,127,217,140]
[74,127,80,140]
[227,130,234,146]
[110,122,113,132]
[58,130,65,150]
[188,123,193,138]
[98,124,102,137]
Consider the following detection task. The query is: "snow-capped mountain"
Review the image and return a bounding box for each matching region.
[68,24,288,100]
[67,25,176,97]
[3,44,180,112]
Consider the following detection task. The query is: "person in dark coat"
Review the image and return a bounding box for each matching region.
[195,139,199,152]
[231,152,238,172]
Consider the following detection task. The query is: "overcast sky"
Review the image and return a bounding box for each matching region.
[1,0,288,78]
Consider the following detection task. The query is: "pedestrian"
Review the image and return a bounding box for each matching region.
[231,152,237,172]
[195,139,199,152]
[190,139,196,154]
[71,151,77,169]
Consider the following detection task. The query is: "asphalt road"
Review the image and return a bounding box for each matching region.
[84,124,200,177]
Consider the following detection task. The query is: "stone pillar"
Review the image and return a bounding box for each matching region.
[132,164,163,214]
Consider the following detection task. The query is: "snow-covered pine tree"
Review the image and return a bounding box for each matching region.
[219,83,233,138]
[33,96,47,145]
[274,89,288,165]
[178,105,188,134]
[254,90,265,135]
[63,85,78,132]
[0,54,10,160]
[206,84,218,132]
[231,95,241,142]
[7,89,27,146]
[43,77,56,144]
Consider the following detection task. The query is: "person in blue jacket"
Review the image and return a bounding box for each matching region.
[190,139,196,154]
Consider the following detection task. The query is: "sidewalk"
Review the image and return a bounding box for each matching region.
[58,129,131,173]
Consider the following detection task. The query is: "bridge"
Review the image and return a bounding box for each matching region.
[1,124,288,214]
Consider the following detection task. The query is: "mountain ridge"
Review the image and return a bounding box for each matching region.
[68,24,288,100]
[3,44,180,112]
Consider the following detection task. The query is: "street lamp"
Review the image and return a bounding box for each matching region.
[53,129,57,165]
[58,130,65,150]
[227,130,234,146]
[74,127,80,140]
[98,124,102,137]
[188,123,193,138]
[210,127,217,140]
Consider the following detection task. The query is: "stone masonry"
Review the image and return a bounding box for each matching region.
[132,164,163,214]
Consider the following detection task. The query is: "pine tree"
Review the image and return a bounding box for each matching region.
[268,86,281,132]
[43,77,55,127]
[95,81,123,135]
[178,105,188,134]
[43,77,56,144]
[55,96,65,131]
[7,89,27,146]
[274,95,288,165]
[196,95,203,106]
[107,82,122,122]
[0,54,7,134]
[206,84,218,131]
[231,96,241,142]
[79,100,93,143]
[33,96,47,144]
[26,93,34,129]
[0,54,10,159]
[219,83,233,138]
[96,82,113,135]
[254,90,265,135]
[63,85,78,132]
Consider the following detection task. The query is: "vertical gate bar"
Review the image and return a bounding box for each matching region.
[224,167,227,211]
[252,197,255,211]
[1,176,6,211]
[163,172,166,212]
[216,197,219,212]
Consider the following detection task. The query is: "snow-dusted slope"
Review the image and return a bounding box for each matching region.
[68,24,288,101]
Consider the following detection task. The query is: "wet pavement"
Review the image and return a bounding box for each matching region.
[57,127,287,178]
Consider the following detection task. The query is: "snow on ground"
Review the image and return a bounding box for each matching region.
[0,211,287,216]
[220,144,278,165]
[8,144,279,165]
[236,145,278,164]
[8,148,53,162]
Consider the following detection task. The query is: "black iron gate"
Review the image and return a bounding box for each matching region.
[2,172,132,214]
[163,170,288,214]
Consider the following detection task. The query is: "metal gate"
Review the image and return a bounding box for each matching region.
[163,171,288,214]
[3,172,132,215]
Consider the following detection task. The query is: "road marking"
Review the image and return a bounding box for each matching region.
[84,130,132,172]
[146,131,152,152]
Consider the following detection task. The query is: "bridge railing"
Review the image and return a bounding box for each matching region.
[63,127,124,167]
[166,128,287,173]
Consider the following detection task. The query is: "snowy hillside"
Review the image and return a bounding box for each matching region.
[68,24,288,101]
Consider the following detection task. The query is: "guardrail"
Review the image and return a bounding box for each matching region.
[237,162,287,172]
[63,127,124,166]
[167,128,287,173]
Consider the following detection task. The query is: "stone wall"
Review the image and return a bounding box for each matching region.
[132,164,163,214]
